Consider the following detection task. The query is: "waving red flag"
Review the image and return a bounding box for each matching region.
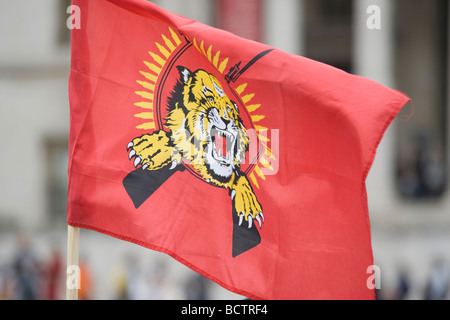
[68,0,410,299]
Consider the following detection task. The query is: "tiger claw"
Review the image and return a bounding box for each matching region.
[248,215,253,229]
[255,214,262,228]
[134,156,142,168]
[128,149,136,160]
[169,160,177,170]
[142,163,149,170]
[127,142,133,151]
[238,213,244,226]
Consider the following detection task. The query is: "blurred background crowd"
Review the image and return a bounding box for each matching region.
[0,230,239,300]
[1,0,449,300]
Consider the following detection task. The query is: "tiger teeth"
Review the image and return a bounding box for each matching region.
[212,128,235,165]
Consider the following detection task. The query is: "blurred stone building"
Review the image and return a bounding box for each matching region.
[0,0,448,299]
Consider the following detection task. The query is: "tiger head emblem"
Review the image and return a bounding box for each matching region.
[127,66,264,230]
[168,66,248,183]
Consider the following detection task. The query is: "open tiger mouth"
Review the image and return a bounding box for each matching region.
[211,127,235,166]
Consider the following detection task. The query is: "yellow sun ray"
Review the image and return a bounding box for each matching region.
[162,34,176,52]
[259,156,274,171]
[169,27,181,46]
[134,102,153,109]
[199,41,207,57]
[136,122,156,130]
[134,112,154,119]
[155,42,170,59]
[218,57,229,74]
[264,144,276,160]
[235,83,247,95]
[254,165,266,181]
[245,104,261,113]
[251,115,265,123]
[256,133,270,142]
[241,93,254,104]
[249,172,260,189]
[143,61,162,74]
[136,80,155,92]
[212,51,220,67]
[139,71,158,83]
[192,37,198,48]
[206,45,212,62]
[135,91,154,101]
[254,125,268,132]
[149,51,166,67]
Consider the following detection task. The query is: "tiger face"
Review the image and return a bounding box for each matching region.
[166,66,249,185]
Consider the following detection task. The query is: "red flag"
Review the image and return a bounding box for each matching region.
[68,0,410,299]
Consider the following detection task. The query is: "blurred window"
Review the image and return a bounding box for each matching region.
[304,0,352,72]
[45,138,69,220]
[395,0,448,199]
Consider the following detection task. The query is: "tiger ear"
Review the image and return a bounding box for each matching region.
[177,66,192,84]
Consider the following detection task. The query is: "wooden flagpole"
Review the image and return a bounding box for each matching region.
[66,225,80,300]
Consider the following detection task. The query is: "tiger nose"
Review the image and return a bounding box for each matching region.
[208,108,228,130]
[222,106,229,120]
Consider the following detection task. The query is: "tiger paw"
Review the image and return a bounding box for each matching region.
[127,131,173,170]
[231,176,264,229]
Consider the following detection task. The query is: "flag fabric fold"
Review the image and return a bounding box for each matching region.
[68,0,410,299]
